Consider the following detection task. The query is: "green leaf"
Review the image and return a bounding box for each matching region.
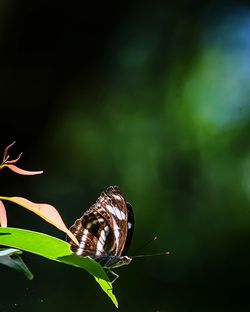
[0,227,118,308]
[0,247,23,257]
[0,248,34,280]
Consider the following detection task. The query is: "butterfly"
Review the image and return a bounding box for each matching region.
[67,186,134,282]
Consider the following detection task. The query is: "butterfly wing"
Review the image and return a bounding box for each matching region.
[99,186,130,256]
[121,202,134,256]
[67,186,134,258]
[67,211,114,257]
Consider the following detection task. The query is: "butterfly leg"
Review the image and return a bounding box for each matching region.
[108,270,119,284]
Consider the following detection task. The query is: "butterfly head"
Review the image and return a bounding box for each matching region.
[97,255,132,269]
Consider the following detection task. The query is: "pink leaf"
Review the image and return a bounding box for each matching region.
[0,196,79,246]
[2,164,43,175]
[2,141,16,161]
[1,141,22,165]
[0,200,7,227]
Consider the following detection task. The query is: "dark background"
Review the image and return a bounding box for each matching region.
[1,1,250,311]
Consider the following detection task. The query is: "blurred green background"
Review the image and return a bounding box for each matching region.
[1,1,250,311]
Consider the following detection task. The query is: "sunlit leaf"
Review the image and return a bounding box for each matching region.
[0,196,79,246]
[0,227,118,307]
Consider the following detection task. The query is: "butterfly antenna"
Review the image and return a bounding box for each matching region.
[132,236,158,255]
[132,251,170,258]
[132,236,170,258]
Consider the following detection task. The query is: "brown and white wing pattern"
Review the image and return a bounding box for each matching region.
[67,186,134,269]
